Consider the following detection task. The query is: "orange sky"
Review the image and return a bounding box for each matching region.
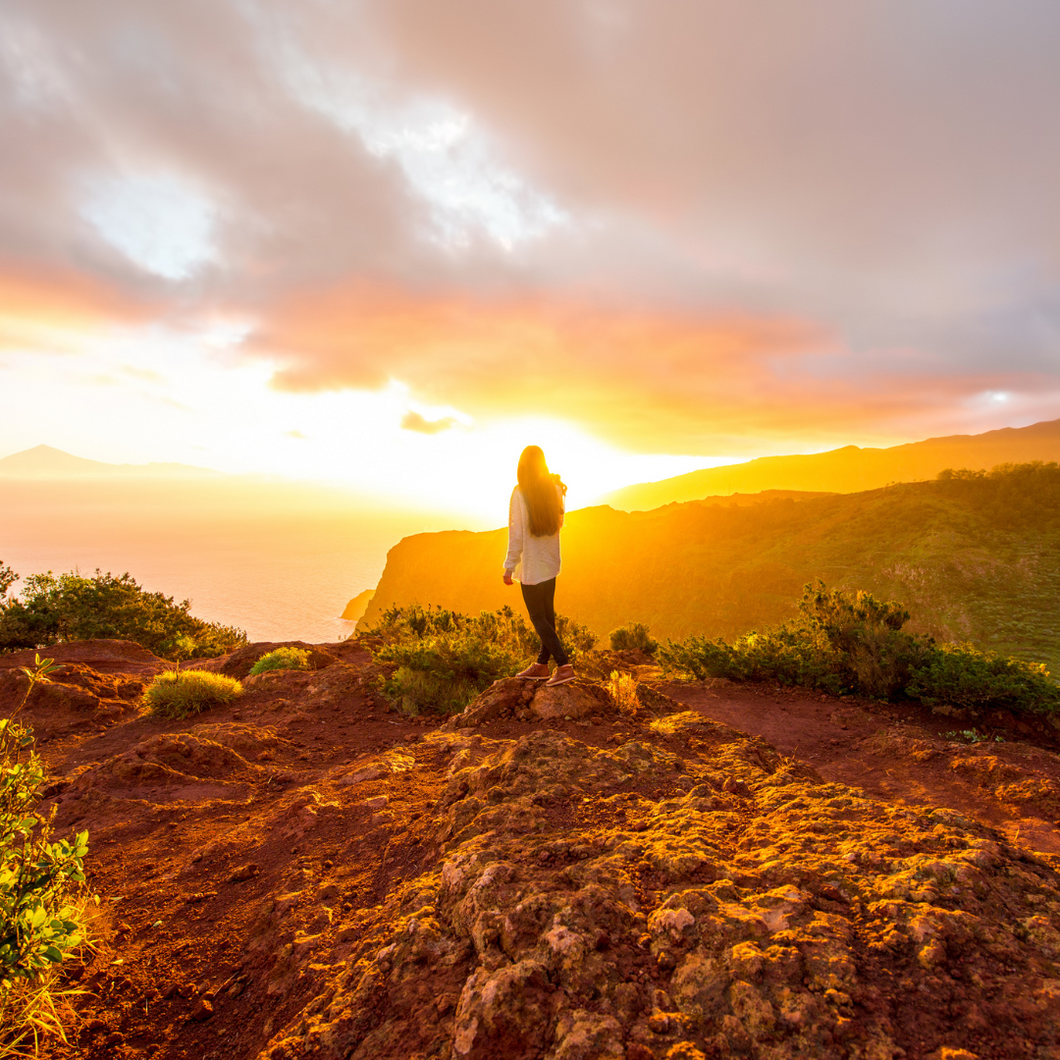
[2,1,1059,515]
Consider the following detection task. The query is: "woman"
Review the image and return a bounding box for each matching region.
[503,445,575,686]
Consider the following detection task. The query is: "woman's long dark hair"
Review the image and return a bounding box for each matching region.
[517,445,566,537]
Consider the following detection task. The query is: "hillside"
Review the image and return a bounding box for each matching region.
[359,463,1060,673]
[3,639,1060,1059]
[604,416,1060,510]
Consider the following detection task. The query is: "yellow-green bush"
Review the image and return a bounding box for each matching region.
[249,647,311,676]
[143,670,242,719]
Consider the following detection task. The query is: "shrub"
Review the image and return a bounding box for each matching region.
[554,614,598,657]
[660,582,1059,717]
[1,656,91,1056]
[907,643,1060,716]
[249,647,311,676]
[143,670,243,719]
[363,604,595,715]
[382,666,483,717]
[0,569,247,661]
[609,623,658,656]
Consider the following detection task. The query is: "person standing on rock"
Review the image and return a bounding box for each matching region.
[503,445,575,686]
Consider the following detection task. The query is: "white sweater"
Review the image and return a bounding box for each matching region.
[504,485,564,585]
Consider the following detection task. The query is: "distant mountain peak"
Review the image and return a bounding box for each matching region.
[0,445,218,479]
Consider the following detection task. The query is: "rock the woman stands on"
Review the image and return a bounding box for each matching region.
[502,445,575,686]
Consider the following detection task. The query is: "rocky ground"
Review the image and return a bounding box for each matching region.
[1,640,1059,1060]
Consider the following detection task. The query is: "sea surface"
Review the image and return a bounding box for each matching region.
[0,476,495,645]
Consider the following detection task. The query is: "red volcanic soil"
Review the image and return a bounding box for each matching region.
[658,679,1060,858]
[1,641,1059,1060]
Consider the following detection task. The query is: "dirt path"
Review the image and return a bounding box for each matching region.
[659,677,1060,856]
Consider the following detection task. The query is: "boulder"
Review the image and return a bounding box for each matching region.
[530,681,614,721]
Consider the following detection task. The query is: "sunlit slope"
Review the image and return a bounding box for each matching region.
[359,464,1060,673]
[605,417,1060,510]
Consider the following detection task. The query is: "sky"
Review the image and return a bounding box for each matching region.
[2,0,1059,519]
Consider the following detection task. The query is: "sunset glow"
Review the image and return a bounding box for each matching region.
[2,1,1060,516]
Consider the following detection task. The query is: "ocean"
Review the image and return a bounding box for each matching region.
[0,477,493,646]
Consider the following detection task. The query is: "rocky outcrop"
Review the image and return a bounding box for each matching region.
[257,692,1060,1060]
[342,590,375,623]
[445,678,618,728]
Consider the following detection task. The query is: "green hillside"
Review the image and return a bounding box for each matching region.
[359,463,1060,675]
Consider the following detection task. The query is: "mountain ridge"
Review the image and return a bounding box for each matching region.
[0,443,220,479]
[604,416,1060,510]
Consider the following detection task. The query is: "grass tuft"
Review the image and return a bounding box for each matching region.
[249,647,311,676]
[143,670,243,719]
[606,670,640,715]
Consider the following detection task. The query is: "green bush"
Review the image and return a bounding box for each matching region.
[0,569,247,661]
[249,647,311,676]
[554,614,598,657]
[143,669,243,719]
[609,623,658,656]
[363,604,596,715]
[660,582,1059,717]
[1,656,90,1056]
[907,643,1060,715]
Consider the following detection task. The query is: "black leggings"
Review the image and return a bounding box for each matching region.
[520,578,570,667]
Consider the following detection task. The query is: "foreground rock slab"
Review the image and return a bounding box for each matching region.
[262,708,1060,1060]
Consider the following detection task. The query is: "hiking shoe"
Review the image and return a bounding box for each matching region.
[545,664,575,686]
[515,663,551,680]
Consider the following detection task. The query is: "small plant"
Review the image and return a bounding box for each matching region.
[1,656,91,1056]
[943,729,1005,745]
[249,647,311,676]
[606,671,640,715]
[609,623,658,656]
[143,670,243,719]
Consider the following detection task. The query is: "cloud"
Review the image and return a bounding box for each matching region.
[0,264,158,352]
[252,278,1060,453]
[2,0,1060,456]
[400,411,458,435]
